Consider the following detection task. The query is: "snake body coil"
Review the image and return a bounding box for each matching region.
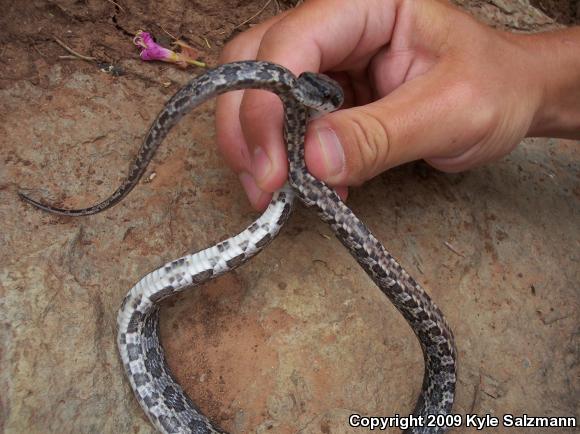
[19,61,456,433]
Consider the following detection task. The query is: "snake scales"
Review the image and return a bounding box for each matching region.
[19,61,457,433]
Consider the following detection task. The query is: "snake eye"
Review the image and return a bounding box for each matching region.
[296,71,344,111]
[330,90,344,109]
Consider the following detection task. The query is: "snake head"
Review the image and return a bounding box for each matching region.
[294,72,344,114]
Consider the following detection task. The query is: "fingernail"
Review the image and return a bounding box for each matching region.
[239,172,265,206]
[314,127,345,179]
[252,146,272,186]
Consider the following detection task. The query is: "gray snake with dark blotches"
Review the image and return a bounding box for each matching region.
[19,61,457,433]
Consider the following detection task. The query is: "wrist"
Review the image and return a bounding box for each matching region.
[515,27,580,139]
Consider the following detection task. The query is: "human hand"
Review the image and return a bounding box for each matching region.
[216,0,580,210]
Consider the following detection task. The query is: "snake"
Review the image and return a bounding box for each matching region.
[19,61,457,433]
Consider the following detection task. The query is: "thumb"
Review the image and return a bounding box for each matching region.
[304,67,484,186]
[304,107,393,186]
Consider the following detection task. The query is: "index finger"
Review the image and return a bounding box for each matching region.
[216,13,290,210]
[240,0,400,192]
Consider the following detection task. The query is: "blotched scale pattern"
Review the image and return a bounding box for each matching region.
[19,61,457,434]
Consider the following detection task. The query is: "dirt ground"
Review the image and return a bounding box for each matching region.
[0,1,578,433]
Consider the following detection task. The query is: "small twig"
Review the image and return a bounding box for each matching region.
[201,36,211,49]
[444,241,464,257]
[32,43,47,58]
[54,36,96,61]
[105,0,125,12]
[160,25,179,41]
[537,310,572,325]
[145,172,157,183]
[58,55,87,60]
[469,373,482,413]
[234,0,273,29]
[544,314,571,325]
[413,254,424,274]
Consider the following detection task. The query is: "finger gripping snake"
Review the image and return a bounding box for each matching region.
[19,61,457,433]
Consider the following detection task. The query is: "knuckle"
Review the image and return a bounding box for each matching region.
[258,18,299,56]
[452,79,499,140]
[259,25,286,55]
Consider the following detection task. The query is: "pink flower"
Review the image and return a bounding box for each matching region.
[133,30,205,68]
